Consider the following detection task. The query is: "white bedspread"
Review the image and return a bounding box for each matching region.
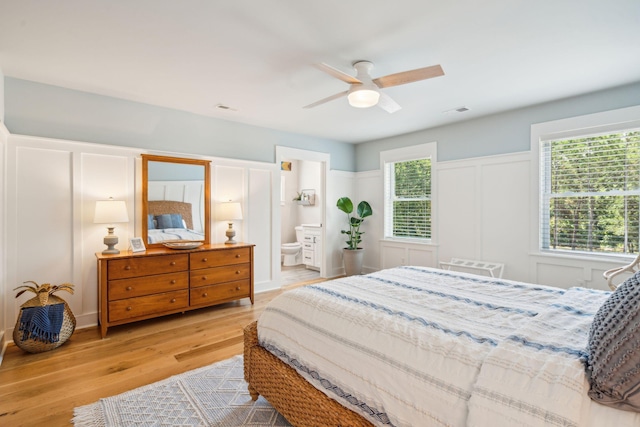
[257,266,640,427]
[468,287,640,427]
[147,228,204,243]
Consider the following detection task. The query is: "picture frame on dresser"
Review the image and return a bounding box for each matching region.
[130,237,146,252]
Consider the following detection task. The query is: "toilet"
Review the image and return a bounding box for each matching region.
[281,226,304,266]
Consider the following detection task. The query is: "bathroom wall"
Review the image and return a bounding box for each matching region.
[281,159,300,244]
[297,160,322,226]
[280,159,322,246]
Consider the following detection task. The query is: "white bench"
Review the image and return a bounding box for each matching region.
[439,258,504,278]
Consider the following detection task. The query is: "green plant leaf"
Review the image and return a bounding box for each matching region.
[357,201,372,218]
[336,197,353,214]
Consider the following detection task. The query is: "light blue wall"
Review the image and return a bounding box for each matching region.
[356,81,640,171]
[6,77,640,173]
[4,77,356,171]
[148,161,204,181]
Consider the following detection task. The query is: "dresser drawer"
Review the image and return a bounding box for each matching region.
[108,272,189,301]
[190,248,251,269]
[108,254,188,280]
[108,290,188,322]
[190,263,251,287]
[189,279,251,306]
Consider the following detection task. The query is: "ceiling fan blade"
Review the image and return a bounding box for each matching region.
[377,92,402,114]
[373,64,444,88]
[303,90,349,109]
[314,63,362,85]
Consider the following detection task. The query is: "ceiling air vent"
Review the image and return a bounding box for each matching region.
[215,104,238,112]
[443,106,470,114]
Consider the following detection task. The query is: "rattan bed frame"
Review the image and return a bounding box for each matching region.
[148,200,194,229]
[243,321,373,427]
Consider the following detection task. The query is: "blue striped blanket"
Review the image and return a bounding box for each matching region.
[18,302,65,343]
[258,266,640,427]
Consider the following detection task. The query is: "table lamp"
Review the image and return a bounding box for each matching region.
[94,198,129,254]
[216,202,243,244]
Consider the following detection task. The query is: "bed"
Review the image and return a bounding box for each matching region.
[243,266,640,426]
[147,200,205,243]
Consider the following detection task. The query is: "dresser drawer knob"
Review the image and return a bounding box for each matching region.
[170,261,176,266]
[125,266,131,270]
[202,258,208,262]
[170,298,176,303]
[202,276,207,280]
[170,280,176,284]
[235,254,240,258]
[126,306,132,311]
[236,270,240,274]
[126,286,132,291]
[236,286,241,291]
[203,292,208,297]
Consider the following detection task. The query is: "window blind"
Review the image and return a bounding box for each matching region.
[385,158,432,239]
[540,129,640,254]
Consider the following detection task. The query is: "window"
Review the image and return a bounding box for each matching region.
[540,128,640,255]
[382,143,435,241]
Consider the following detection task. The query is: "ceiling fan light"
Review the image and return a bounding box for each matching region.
[347,88,380,108]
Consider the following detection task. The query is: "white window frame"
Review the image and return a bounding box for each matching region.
[381,142,437,243]
[531,105,640,260]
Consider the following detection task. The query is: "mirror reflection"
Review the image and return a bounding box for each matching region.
[142,155,211,247]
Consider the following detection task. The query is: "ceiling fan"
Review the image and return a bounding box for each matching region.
[304,60,444,113]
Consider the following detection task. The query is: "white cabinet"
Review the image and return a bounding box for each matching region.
[302,226,322,270]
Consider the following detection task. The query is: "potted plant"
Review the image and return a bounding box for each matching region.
[337,197,372,276]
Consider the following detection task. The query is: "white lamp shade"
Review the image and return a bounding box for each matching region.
[347,87,380,108]
[216,202,243,221]
[94,199,129,224]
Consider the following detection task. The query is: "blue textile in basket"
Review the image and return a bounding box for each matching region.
[18,303,65,343]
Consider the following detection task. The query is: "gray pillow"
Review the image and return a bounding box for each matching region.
[587,270,640,412]
[155,214,184,229]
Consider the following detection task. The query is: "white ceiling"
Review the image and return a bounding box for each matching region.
[1,1,639,144]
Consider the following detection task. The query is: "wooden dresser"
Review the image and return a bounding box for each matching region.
[96,243,254,337]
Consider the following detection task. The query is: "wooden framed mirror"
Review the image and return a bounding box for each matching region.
[142,154,211,248]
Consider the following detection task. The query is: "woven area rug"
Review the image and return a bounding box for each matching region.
[72,355,292,426]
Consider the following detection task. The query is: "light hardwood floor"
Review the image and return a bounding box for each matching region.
[0,278,325,426]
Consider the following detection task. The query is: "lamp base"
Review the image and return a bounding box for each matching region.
[225,223,237,244]
[102,228,120,254]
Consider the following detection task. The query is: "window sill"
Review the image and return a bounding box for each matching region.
[531,250,634,265]
[381,237,437,247]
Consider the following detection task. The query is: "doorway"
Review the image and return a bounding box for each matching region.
[275,147,328,285]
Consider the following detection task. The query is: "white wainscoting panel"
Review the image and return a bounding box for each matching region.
[380,240,437,269]
[479,157,531,281]
[80,152,133,322]
[531,253,631,291]
[436,153,532,281]
[248,167,274,292]
[437,164,478,261]
[12,146,75,325]
[327,170,356,278]
[213,165,245,244]
[356,170,382,273]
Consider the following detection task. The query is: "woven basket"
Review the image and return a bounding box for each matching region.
[13,294,76,353]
